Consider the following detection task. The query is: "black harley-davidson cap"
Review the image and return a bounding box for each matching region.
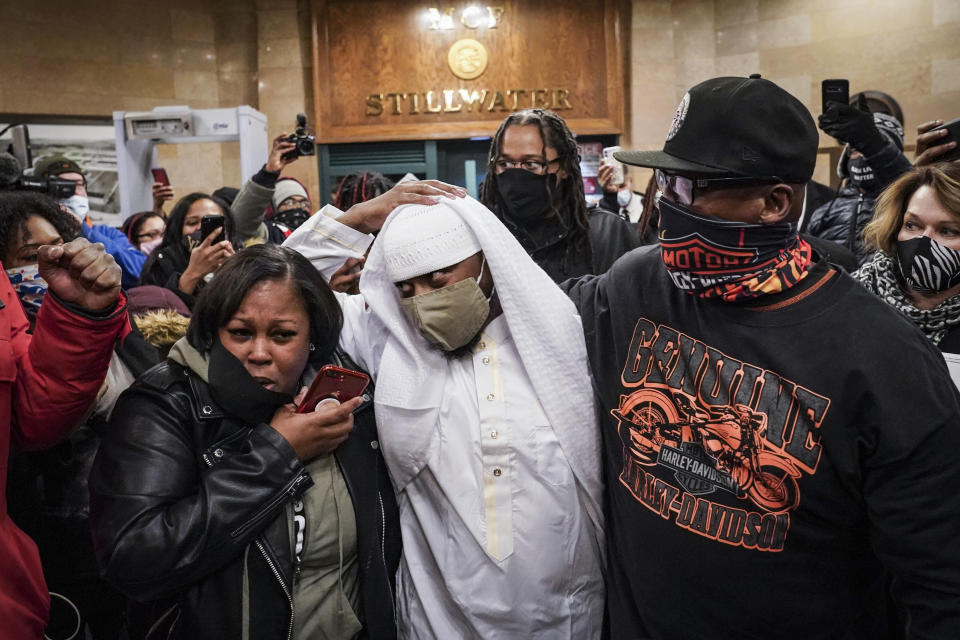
[615,74,818,183]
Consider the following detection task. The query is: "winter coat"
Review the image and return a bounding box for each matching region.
[138,242,197,309]
[89,349,401,640]
[503,205,641,283]
[83,223,147,291]
[0,283,128,640]
[806,139,912,265]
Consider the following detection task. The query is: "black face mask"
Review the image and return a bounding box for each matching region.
[897,235,960,293]
[274,207,311,231]
[495,169,558,226]
[848,156,879,192]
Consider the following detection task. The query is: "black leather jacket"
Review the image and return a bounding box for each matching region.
[89,353,401,640]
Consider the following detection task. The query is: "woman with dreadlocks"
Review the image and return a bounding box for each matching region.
[478,108,638,282]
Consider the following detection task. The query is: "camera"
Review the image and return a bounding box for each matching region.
[282,113,316,160]
[15,175,77,199]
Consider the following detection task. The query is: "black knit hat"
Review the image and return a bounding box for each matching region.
[615,74,819,183]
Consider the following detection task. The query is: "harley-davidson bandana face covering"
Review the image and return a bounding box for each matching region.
[657,195,813,301]
[897,235,960,293]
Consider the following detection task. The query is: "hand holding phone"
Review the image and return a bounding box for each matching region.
[271,395,361,460]
[821,79,849,114]
[297,365,370,414]
[151,168,170,187]
[602,146,625,186]
[925,118,960,164]
[200,215,225,244]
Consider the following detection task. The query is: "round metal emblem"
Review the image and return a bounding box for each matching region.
[448,38,488,80]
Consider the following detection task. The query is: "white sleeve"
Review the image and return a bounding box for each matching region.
[282,204,374,281]
[332,290,387,379]
[283,209,384,377]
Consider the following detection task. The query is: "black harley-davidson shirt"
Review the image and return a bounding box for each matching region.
[564,246,960,639]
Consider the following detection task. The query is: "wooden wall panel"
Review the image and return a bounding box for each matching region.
[311,0,628,142]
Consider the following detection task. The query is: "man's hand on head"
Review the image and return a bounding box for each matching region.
[338,180,467,234]
[38,237,121,312]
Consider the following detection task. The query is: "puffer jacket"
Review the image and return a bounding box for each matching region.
[806,139,912,265]
[89,350,400,640]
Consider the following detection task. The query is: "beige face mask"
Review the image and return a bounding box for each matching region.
[399,259,492,352]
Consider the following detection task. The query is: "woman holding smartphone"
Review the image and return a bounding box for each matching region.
[138,192,238,308]
[90,244,400,639]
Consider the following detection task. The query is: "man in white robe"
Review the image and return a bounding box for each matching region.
[284,189,604,639]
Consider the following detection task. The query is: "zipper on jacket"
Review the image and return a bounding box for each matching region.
[199,447,310,543]
[379,490,397,621]
[231,472,311,539]
[255,538,295,640]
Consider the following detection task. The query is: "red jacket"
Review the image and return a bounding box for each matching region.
[0,274,127,640]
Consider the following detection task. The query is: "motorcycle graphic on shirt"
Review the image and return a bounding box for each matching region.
[613,387,801,512]
[610,318,831,552]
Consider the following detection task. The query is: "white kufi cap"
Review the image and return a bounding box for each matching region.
[382,203,481,282]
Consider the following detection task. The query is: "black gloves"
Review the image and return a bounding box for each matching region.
[819,102,887,157]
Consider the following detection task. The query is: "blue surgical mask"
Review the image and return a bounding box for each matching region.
[617,189,633,209]
[61,194,90,220]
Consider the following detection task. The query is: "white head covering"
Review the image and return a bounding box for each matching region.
[272,179,310,210]
[359,195,603,538]
[382,206,482,282]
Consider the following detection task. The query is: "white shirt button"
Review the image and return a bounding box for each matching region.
[482,356,491,365]
[486,393,495,401]
[490,431,498,439]
[493,467,502,477]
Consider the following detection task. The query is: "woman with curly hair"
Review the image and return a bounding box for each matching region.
[0,191,81,324]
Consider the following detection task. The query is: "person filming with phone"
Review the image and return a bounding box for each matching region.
[806,87,913,265]
[138,192,238,308]
[89,243,400,640]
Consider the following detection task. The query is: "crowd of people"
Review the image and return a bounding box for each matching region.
[0,73,959,640]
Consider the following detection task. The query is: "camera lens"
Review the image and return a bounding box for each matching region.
[296,138,315,156]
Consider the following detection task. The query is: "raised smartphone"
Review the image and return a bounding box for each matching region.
[200,215,225,244]
[821,79,849,113]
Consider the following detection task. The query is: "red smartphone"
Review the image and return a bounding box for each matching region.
[151,167,170,186]
[297,365,370,413]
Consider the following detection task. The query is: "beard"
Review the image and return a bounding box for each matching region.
[438,330,484,361]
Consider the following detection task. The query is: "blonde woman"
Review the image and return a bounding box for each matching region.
[855,163,960,352]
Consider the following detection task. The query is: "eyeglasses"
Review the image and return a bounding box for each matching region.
[494,157,561,175]
[137,230,164,241]
[655,169,783,206]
